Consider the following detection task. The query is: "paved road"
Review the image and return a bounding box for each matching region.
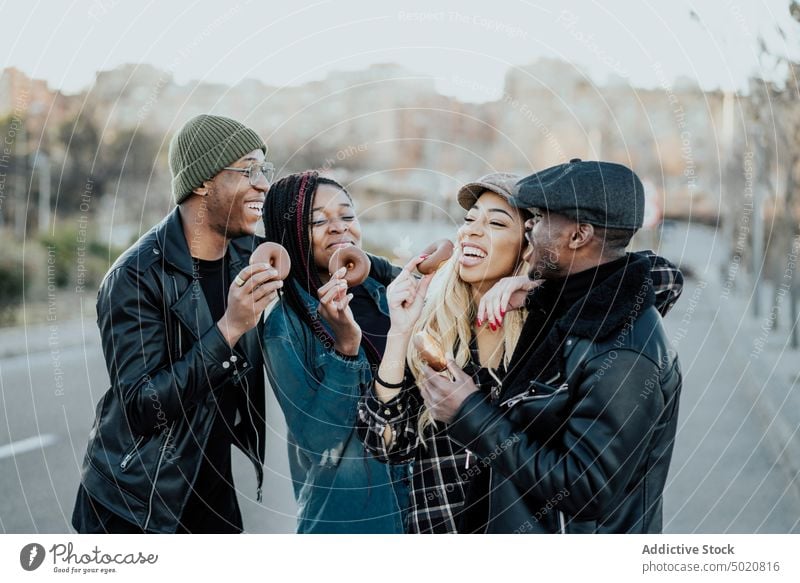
[657,222,800,533]
[1,223,798,533]
[661,277,800,533]
[0,321,297,534]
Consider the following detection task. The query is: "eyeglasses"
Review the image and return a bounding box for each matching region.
[222,162,275,186]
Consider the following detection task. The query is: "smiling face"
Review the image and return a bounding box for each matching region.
[310,183,362,281]
[523,207,578,279]
[456,191,528,295]
[200,148,268,239]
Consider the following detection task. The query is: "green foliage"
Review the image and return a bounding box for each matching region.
[0,233,30,324]
[39,230,73,287]
[38,227,123,290]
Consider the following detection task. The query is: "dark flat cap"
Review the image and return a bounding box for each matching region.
[511,158,645,230]
[457,172,521,210]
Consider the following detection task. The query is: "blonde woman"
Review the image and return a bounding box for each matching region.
[359,173,530,533]
[358,172,684,533]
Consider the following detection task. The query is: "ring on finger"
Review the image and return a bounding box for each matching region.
[234,275,246,287]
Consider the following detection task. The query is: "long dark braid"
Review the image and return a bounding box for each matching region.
[264,171,382,491]
[263,171,343,352]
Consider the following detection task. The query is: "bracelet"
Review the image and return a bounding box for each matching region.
[374,371,404,389]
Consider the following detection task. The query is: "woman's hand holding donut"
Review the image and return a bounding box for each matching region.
[477,275,542,329]
[317,267,362,356]
[387,255,433,335]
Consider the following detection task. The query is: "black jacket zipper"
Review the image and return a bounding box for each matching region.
[119,436,144,472]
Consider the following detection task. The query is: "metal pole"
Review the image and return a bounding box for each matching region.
[721,91,735,274]
[791,276,799,349]
[752,184,763,318]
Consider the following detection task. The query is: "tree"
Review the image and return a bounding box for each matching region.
[742,4,800,345]
[55,113,105,216]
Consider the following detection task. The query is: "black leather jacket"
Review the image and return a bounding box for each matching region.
[448,253,682,533]
[76,208,266,533]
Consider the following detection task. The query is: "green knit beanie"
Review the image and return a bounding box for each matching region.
[168,114,267,204]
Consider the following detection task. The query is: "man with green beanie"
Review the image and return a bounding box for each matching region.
[72,114,282,533]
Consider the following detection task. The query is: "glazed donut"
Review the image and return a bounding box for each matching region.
[249,242,291,280]
[417,239,455,275]
[328,246,371,287]
[412,330,447,372]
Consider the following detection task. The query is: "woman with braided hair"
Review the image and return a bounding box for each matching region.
[261,170,410,533]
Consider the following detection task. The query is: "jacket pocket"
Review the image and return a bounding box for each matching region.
[505,380,572,439]
[86,457,148,507]
[119,436,145,472]
[502,378,568,408]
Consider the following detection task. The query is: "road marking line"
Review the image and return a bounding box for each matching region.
[0,434,60,459]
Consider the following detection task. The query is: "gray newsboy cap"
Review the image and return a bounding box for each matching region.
[456,172,521,210]
[511,158,645,230]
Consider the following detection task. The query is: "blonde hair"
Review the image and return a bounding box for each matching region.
[408,252,529,443]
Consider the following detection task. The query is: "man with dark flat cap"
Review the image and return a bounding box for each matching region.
[417,158,684,533]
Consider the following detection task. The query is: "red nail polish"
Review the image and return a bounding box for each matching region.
[420,254,430,260]
[490,322,497,331]
[476,318,482,327]
[500,308,506,316]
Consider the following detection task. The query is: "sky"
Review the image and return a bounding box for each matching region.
[1,0,798,102]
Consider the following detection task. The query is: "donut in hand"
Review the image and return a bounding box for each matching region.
[417,239,455,275]
[412,330,447,372]
[250,242,291,280]
[328,246,371,287]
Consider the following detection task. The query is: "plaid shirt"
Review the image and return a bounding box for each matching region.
[358,359,502,534]
[357,250,683,534]
[640,249,684,317]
